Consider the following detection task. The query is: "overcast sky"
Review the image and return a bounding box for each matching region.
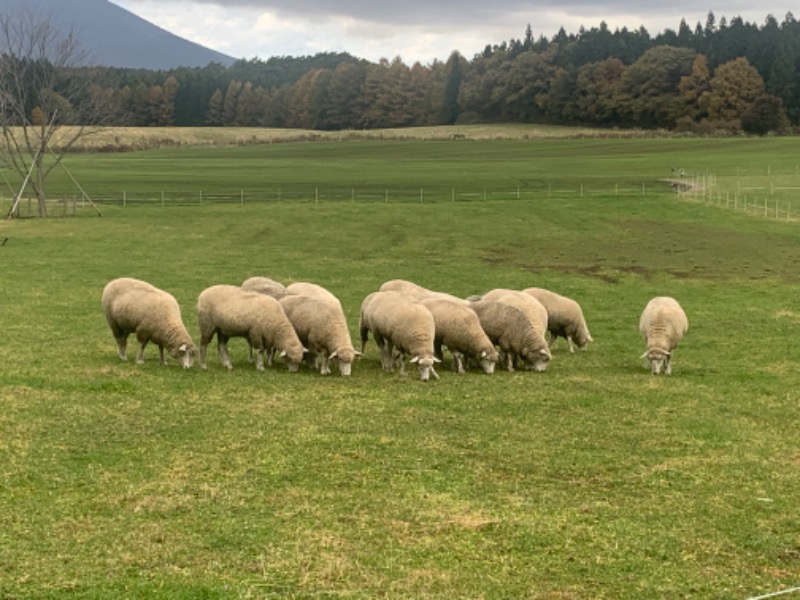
[111,1,796,64]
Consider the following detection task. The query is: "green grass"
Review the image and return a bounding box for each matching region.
[1,134,800,598]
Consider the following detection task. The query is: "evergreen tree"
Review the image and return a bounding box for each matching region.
[206,88,224,125]
[440,51,464,124]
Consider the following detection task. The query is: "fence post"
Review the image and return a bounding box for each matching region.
[200,190,203,204]
[161,191,164,206]
[452,187,455,202]
[420,188,423,203]
[315,187,319,203]
[484,187,487,201]
[642,183,646,197]
[241,190,244,206]
[385,189,388,203]
[352,188,355,202]
[123,191,126,207]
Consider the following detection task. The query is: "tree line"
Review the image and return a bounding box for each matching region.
[73,11,798,135]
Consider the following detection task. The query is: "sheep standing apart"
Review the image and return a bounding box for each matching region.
[241,276,288,300]
[468,298,551,372]
[101,277,196,368]
[359,291,440,381]
[639,296,688,375]
[475,289,551,371]
[279,294,361,376]
[196,285,305,371]
[419,296,498,374]
[522,287,593,352]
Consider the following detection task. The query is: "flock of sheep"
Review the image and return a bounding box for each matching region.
[101,276,689,379]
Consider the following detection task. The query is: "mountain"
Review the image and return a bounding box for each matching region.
[0,0,237,70]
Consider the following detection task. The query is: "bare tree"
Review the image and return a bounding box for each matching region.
[0,5,110,217]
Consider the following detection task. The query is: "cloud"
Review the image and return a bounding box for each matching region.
[112,1,797,65]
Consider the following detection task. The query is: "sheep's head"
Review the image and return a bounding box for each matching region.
[523,347,551,372]
[574,330,594,351]
[477,347,499,374]
[282,345,308,372]
[172,342,196,369]
[330,347,363,376]
[642,348,670,375]
[411,354,441,381]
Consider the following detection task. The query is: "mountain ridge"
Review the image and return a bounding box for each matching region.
[0,0,237,70]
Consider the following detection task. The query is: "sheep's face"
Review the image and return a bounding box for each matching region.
[172,343,196,369]
[477,348,499,374]
[523,347,551,372]
[644,348,670,375]
[411,355,440,381]
[574,330,593,351]
[330,347,359,376]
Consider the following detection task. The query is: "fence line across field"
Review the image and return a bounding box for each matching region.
[77,182,673,208]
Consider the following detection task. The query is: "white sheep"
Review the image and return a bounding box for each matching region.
[285,281,343,309]
[379,279,467,304]
[279,294,361,376]
[639,296,688,375]
[522,287,593,352]
[475,289,551,371]
[359,291,440,381]
[419,295,498,374]
[196,284,305,371]
[101,277,196,368]
[241,276,288,300]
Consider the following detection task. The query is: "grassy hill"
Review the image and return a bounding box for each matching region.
[1,135,799,598]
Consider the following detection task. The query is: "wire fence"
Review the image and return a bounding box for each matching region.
[2,181,676,217]
[673,172,799,222]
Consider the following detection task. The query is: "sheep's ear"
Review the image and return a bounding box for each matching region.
[410,356,419,364]
[354,350,364,357]
[179,343,187,352]
[540,349,550,357]
[587,334,594,342]
[280,350,287,357]
[329,351,338,359]
[640,351,649,359]
[433,356,442,363]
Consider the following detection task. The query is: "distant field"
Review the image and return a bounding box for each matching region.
[1,134,799,598]
[49,123,650,152]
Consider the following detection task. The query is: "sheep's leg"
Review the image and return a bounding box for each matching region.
[247,343,255,363]
[136,340,148,365]
[665,354,672,375]
[114,335,128,360]
[319,352,331,376]
[567,336,575,353]
[453,351,465,374]
[254,348,265,371]
[157,344,167,365]
[217,335,233,370]
[505,352,515,372]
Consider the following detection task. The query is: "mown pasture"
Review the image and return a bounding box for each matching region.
[1,132,800,598]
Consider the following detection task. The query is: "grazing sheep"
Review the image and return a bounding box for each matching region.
[196,284,305,371]
[639,296,688,375]
[468,297,551,372]
[379,279,467,304]
[419,295,498,374]
[285,281,343,309]
[475,289,551,371]
[522,287,593,352]
[279,294,361,376]
[241,276,288,300]
[359,291,440,381]
[101,277,196,368]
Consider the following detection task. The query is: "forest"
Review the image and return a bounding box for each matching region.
[34,11,800,134]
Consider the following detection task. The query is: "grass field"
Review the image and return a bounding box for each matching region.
[1,130,800,598]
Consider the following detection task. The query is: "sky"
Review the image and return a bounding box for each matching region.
[111,0,796,65]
